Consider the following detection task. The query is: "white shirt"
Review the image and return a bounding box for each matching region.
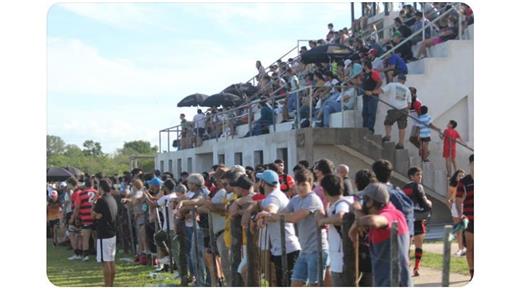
[210,188,227,234]
[157,193,177,231]
[326,196,354,273]
[193,113,206,129]
[380,82,412,110]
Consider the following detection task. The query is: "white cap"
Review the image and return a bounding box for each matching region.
[343,59,352,68]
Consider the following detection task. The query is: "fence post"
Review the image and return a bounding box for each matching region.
[422,4,426,42]
[342,213,357,286]
[191,208,201,286]
[159,131,162,153]
[340,87,345,128]
[164,202,173,273]
[351,2,355,25]
[314,211,324,286]
[126,206,136,255]
[248,105,253,137]
[175,216,188,286]
[231,215,244,286]
[296,89,301,129]
[280,215,288,286]
[208,213,218,286]
[442,225,453,286]
[246,220,260,286]
[390,221,399,286]
[458,4,463,40]
[272,97,277,133]
[384,2,389,15]
[167,130,170,152]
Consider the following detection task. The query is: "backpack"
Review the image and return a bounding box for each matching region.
[387,184,415,235]
[332,198,353,238]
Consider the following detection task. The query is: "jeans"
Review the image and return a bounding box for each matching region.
[322,100,342,127]
[291,250,329,285]
[190,226,209,286]
[185,226,194,276]
[362,94,378,132]
[287,92,298,113]
[252,120,271,136]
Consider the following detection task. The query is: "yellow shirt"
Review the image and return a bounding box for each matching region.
[223,193,248,248]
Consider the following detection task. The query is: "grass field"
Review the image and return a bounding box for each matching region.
[417,246,469,275]
[46,240,180,287]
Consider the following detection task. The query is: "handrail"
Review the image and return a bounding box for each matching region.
[376,4,459,62]
[245,45,299,86]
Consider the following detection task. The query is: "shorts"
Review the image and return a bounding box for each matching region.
[272,250,300,286]
[465,220,474,234]
[291,250,329,285]
[48,219,59,228]
[81,224,94,230]
[384,109,408,129]
[68,224,80,234]
[443,145,457,159]
[65,212,73,225]
[431,36,443,45]
[420,137,431,142]
[414,220,427,236]
[195,128,205,137]
[237,245,248,273]
[97,236,117,262]
[135,215,146,226]
[450,203,459,217]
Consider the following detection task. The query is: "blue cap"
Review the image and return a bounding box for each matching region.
[259,170,279,186]
[350,63,363,79]
[146,177,163,187]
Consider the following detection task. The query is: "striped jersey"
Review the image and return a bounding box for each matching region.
[417,114,432,138]
[75,187,97,226]
[456,175,474,220]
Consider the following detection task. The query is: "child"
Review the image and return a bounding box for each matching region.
[408,87,422,148]
[416,106,440,162]
[441,120,467,178]
[47,190,62,247]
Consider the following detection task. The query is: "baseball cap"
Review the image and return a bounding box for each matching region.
[393,31,401,38]
[49,190,58,201]
[259,170,279,186]
[343,59,352,68]
[359,183,389,204]
[59,181,67,188]
[350,63,363,79]
[146,177,163,187]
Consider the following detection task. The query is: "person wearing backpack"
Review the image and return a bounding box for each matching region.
[317,174,354,286]
[371,160,415,239]
[402,167,432,277]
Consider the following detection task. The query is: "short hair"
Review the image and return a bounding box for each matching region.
[274,159,284,164]
[449,169,464,187]
[294,168,314,184]
[328,23,333,27]
[255,164,265,172]
[174,184,187,194]
[407,167,422,178]
[66,176,78,187]
[222,170,242,186]
[313,159,334,175]
[354,169,375,191]
[449,120,458,128]
[163,179,175,192]
[298,160,310,169]
[293,164,304,173]
[415,11,423,18]
[99,178,112,193]
[266,163,278,171]
[469,154,474,163]
[187,173,204,187]
[394,17,403,24]
[181,171,189,177]
[420,105,428,115]
[372,159,393,183]
[84,176,93,188]
[197,109,202,114]
[321,174,343,197]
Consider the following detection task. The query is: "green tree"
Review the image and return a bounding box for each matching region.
[120,140,158,155]
[47,135,66,156]
[82,140,103,157]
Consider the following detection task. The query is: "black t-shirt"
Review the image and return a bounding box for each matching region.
[94,194,118,239]
[398,25,413,38]
[402,182,431,220]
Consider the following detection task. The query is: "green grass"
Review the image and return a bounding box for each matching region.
[46,240,181,287]
[413,242,470,275]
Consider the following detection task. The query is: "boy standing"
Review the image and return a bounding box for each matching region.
[416,106,440,162]
[441,120,467,177]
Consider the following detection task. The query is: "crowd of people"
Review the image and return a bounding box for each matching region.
[176,3,473,177]
[47,153,474,286]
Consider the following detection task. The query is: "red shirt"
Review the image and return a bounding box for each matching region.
[279,174,295,193]
[456,175,474,220]
[252,193,265,201]
[443,128,460,149]
[411,99,422,114]
[76,187,97,226]
[70,188,82,211]
[369,203,409,244]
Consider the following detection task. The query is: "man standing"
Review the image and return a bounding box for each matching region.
[274,159,295,197]
[335,164,354,196]
[348,183,412,286]
[361,61,383,133]
[193,109,206,145]
[378,74,412,149]
[67,177,83,260]
[456,154,474,280]
[92,179,118,287]
[74,177,97,261]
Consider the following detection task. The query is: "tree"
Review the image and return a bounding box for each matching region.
[120,140,158,155]
[82,140,103,157]
[47,135,65,156]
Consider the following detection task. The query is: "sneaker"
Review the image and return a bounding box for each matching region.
[81,256,90,262]
[413,269,420,277]
[382,136,391,143]
[454,248,467,257]
[68,255,81,261]
[395,144,404,150]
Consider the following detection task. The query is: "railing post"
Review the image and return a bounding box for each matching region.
[208,213,218,286]
[248,105,253,136]
[246,220,260,286]
[442,225,453,286]
[458,4,463,40]
[309,87,313,127]
[280,215,288,286]
[351,2,355,25]
[315,211,324,286]
[164,201,174,273]
[296,89,301,129]
[231,214,244,286]
[384,2,389,15]
[176,216,189,286]
[167,130,170,152]
[271,97,276,133]
[422,4,426,42]
[126,206,136,255]
[191,207,201,285]
[341,86,345,128]
[342,213,357,286]
[390,221,399,286]
[159,131,162,153]
[372,2,377,17]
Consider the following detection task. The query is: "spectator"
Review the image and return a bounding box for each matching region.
[273,159,295,197]
[361,61,383,133]
[383,52,408,83]
[402,167,432,277]
[441,120,467,178]
[367,48,384,73]
[455,154,474,280]
[256,60,266,78]
[245,101,273,137]
[260,169,328,286]
[312,158,335,208]
[326,23,335,43]
[286,68,300,114]
[47,190,61,247]
[335,164,354,196]
[317,174,354,286]
[393,18,414,61]
[447,170,466,257]
[66,177,83,260]
[155,179,179,273]
[193,109,206,144]
[378,74,412,149]
[416,16,459,59]
[416,105,440,162]
[74,177,97,261]
[122,179,150,265]
[411,12,432,43]
[408,87,422,148]
[92,179,118,286]
[348,182,412,286]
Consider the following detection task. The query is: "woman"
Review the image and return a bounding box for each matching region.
[416,16,459,59]
[448,169,466,256]
[256,60,266,78]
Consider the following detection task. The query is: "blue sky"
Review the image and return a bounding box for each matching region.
[47,2,377,153]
